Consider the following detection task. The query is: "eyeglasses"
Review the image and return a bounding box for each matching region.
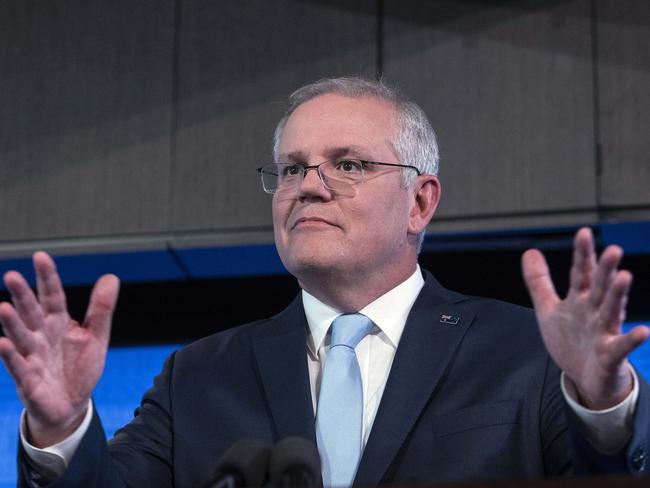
[257,159,421,194]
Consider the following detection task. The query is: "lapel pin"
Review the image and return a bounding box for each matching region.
[439,314,460,325]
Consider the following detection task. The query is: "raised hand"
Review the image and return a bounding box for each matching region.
[522,227,649,410]
[0,252,119,447]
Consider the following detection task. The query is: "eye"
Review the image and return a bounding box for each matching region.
[335,159,363,173]
[281,164,303,177]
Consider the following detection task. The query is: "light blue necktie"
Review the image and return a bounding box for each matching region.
[316,313,373,488]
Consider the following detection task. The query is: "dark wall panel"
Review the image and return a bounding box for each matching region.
[597,0,650,209]
[383,0,597,231]
[170,0,377,233]
[0,1,174,241]
[1,0,647,255]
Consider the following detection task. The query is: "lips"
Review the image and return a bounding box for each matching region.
[290,216,337,230]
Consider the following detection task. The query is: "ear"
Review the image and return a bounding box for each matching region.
[408,175,441,236]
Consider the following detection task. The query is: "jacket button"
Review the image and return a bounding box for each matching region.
[631,446,646,472]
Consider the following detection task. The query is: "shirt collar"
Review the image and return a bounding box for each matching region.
[303,265,425,356]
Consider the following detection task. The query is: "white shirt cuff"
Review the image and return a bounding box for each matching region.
[561,367,639,454]
[20,400,94,480]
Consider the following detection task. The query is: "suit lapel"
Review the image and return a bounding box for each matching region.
[355,274,475,486]
[252,295,317,445]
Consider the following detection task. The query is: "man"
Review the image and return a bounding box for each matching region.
[1,77,649,487]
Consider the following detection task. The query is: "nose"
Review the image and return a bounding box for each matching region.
[298,165,332,200]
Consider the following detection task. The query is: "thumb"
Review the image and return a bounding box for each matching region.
[84,274,120,344]
[522,249,559,315]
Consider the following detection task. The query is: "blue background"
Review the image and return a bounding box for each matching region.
[0,344,179,487]
[2,324,650,487]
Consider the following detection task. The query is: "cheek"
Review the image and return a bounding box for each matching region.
[362,197,411,240]
[271,196,301,256]
[372,190,408,218]
[271,195,290,226]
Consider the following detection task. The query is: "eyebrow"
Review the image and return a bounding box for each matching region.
[279,146,373,163]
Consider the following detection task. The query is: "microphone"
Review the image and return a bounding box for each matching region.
[206,438,271,488]
[269,437,322,488]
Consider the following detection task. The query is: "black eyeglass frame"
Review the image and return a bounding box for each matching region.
[256,160,422,194]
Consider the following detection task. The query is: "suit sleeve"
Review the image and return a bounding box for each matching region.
[541,356,650,477]
[565,367,650,476]
[17,352,177,488]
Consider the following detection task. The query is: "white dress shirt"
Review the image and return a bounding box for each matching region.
[22,264,638,477]
[304,265,425,446]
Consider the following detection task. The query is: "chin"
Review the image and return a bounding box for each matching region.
[283,255,336,274]
[280,251,346,279]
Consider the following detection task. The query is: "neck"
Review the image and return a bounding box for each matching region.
[297,262,418,312]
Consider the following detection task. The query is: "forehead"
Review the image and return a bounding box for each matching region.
[278,93,398,158]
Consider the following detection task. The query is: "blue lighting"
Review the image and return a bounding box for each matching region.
[0,344,179,487]
[1,323,650,486]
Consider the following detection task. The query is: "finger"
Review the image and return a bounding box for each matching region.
[34,252,67,315]
[599,270,632,333]
[0,337,31,387]
[4,271,45,330]
[590,245,623,307]
[606,325,650,366]
[83,274,120,344]
[521,249,559,315]
[0,302,36,354]
[569,227,596,293]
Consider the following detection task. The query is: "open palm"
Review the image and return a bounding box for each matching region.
[522,228,649,409]
[0,252,119,446]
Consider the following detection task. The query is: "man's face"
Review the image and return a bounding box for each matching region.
[272,93,419,289]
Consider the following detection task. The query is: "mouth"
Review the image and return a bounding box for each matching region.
[290,217,337,230]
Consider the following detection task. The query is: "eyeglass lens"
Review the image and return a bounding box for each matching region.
[262,161,364,193]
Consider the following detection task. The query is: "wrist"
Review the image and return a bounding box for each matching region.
[567,365,635,410]
[26,404,89,449]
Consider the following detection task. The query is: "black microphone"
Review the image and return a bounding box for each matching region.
[206,438,271,488]
[269,437,322,488]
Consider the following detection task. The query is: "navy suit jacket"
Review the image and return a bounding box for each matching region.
[18,271,650,487]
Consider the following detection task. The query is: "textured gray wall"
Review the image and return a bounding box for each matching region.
[0,0,647,256]
[170,0,376,235]
[384,0,598,232]
[0,0,175,246]
[597,1,650,217]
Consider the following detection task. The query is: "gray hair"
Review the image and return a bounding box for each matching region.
[272,77,440,251]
